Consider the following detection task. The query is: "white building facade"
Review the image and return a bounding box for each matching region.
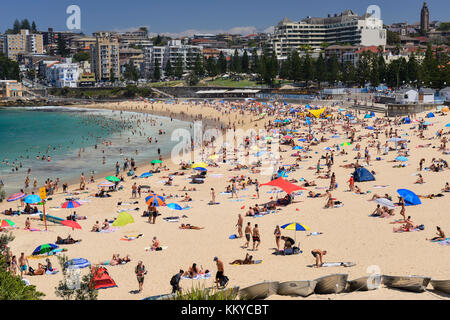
[268,10,386,60]
[46,58,79,88]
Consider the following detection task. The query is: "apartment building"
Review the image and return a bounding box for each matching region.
[91,32,120,81]
[4,29,44,61]
[268,9,386,59]
[46,58,79,88]
[0,80,23,98]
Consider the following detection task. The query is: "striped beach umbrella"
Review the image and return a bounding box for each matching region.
[281,222,310,242]
[0,219,15,228]
[23,194,41,204]
[191,162,207,169]
[7,193,26,202]
[61,200,81,209]
[145,194,165,207]
[98,181,115,188]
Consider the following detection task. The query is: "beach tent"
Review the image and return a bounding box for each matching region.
[401,117,411,124]
[112,212,134,227]
[90,267,117,290]
[308,108,325,118]
[65,258,91,269]
[352,168,375,182]
[260,177,307,194]
[397,189,421,206]
[370,112,375,116]
[364,114,372,119]
[426,112,435,118]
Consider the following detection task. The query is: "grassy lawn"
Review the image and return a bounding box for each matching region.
[149,80,183,87]
[202,78,260,88]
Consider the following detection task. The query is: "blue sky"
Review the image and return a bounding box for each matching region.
[0,0,448,36]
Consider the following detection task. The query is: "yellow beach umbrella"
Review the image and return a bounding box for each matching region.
[112,212,134,227]
[191,162,208,168]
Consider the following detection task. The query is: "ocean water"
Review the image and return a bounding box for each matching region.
[0,106,192,194]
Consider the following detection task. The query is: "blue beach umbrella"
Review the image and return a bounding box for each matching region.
[140,172,153,178]
[298,138,307,142]
[167,203,183,210]
[366,126,375,130]
[293,146,303,150]
[397,189,421,206]
[445,123,450,127]
[65,258,91,269]
[364,114,372,119]
[24,194,41,204]
[281,222,310,242]
[194,167,207,172]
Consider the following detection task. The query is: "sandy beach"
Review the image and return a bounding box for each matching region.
[1,99,449,300]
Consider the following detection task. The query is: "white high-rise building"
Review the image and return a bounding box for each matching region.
[46,58,79,88]
[268,9,386,60]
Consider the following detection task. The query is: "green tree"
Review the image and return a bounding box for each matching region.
[165,59,173,77]
[326,54,341,83]
[186,70,199,86]
[174,55,184,78]
[217,51,227,74]
[241,50,249,74]
[123,61,139,81]
[153,58,161,81]
[110,67,115,83]
[407,53,419,84]
[193,53,205,77]
[0,53,20,80]
[0,233,45,300]
[314,53,327,83]
[13,19,21,33]
[205,56,218,77]
[20,19,31,31]
[231,49,241,73]
[250,49,260,74]
[342,61,356,86]
[72,51,90,63]
[57,38,69,57]
[386,29,401,45]
[421,43,439,87]
[31,21,37,33]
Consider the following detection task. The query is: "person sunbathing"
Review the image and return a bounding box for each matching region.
[354,185,366,194]
[183,263,204,277]
[442,182,450,192]
[370,193,392,201]
[179,224,204,230]
[56,235,81,245]
[414,174,425,184]
[301,180,316,187]
[28,263,46,276]
[308,191,324,198]
[370,205,384,217]
[118,254,131,264]
[229,253,255,265]
[426,226,446,241]
[418,193,444,199]
[393,216,417,232]
[102,219,110,230]
[151,236,161,251]
[91,221,101,232]
[180,194,192,202]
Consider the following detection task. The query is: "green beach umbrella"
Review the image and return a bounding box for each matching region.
[105,176,120,182]
[0,219,15,228]
[340,142,351,146]
[112,212,134,227]
[151,159,162,164]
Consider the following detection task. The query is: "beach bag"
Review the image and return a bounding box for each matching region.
[219,275,229,287]
[418,224,425,230]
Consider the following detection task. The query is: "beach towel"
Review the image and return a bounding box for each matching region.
[208,202,221,205]
[307,262,356,268]
[229,234,238,239]
[25,228,42,232]
[45,269,59,275]
[182,273,212,280]
[430,238,450,245]
[220,192,231,195]
[99,228,120,233]
[163,218,179,223]
[307,232,323,236]
[228,199,244,202]
[231,260,263,265]
[144,246,168,251]
[373,185,389,188]
[120,234,143,241]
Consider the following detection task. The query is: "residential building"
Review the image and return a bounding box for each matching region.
[4,29,44,61]
[118,30,152,49]
[418,87,435,103]
[439,87,450,102]
[268,9,386,59]
[46,58,79,88]
[70,36,97,51]
[91,32,120,81]
[0,34,4,54]
[395,88,419,104]
[0,80,23,98]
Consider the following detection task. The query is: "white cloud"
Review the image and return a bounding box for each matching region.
[263,26,274,34]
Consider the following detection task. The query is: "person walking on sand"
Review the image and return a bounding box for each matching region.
[240,221,251,248]
[255,179,260,199]
[231,182,238,198]
[170,269,184,294]
[274,225,281,251]
[131,182,137,199]
[236,214,243,238]
[213,257,225,289]
[210,188,216,204]
[135,261,147,293]
[311,249,327,267]
[252,224,261,251]
[18,252,29,278]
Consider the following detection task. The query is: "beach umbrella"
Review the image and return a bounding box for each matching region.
[388,137,403,142]
[105,176,120,182]
[423,121,432,126]
[98,181,115,188]
[61,220,82,230]
[32,243,59,256]
[194,167,207,171]
[293,146,303,150]
[284,135,293,140]
[23,194,41,204]
[167,203,183,210]
[340,142,351,146]
[145,194,166,207]
[61,200,81,209]
[151,159,162,164]
[112,212,134,227]
[191,162,207,168]
[395,156,408,162]
[255,151,266,157]
[281,222,310,242]
[140,172,153,178]
[7,193,26,202]
[374,198,395,209]
[445,123,450,127]
[364,114,372,119]
[277,171,288,178]
[65,258,91,269]
[397,189,421,206]
[260,177,307,195]
[366,126,375,130]
[0,219,15,228]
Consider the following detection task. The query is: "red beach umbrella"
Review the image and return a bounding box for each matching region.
[260,177,307,195]
[61,220,82,230]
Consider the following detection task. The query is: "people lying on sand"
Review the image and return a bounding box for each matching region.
[229,253,255,265]
[308,191,325,198]
[370,193,392,201]
[56,235,81,245]
[66,212,87,221]
[370,205,384,217]
[426,226,446,241]
[417,193,444,199]
[183,263,205,277]
[182,186,196,191]
[393,216,418,232]
[311,249,327,267]
[301,180,316,187]
[179,224,204,230]
[91,221,101,232]
[180,193,192,202]
[28,263,46,276]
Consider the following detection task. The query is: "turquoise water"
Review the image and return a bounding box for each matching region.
[0,107,192,194]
